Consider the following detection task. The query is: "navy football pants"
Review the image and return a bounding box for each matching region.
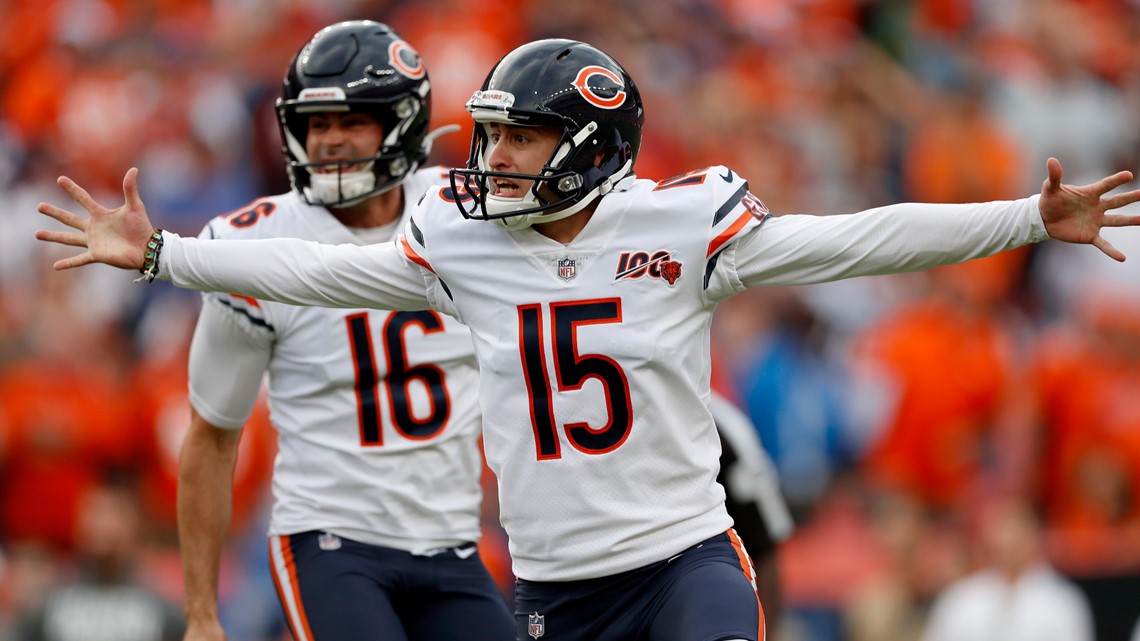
[513,530,764,641]
[269,531,514,641]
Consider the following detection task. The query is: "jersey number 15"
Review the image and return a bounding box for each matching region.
[519,299,633,460]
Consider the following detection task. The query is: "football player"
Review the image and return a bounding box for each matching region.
[171,21,511,641]
[37,38,1140,641]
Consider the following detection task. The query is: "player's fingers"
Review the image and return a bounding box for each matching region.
[57,175,103,213]
[34,229,89,248]
[1045,157,1063,192]
[1092,235,1125,262]
[1100,190,1140,211]
[122,167,142,209]
[1100,212,1140,228]
[52,252,96,271]
[37,202,89,230]
[1087,170,1134,197]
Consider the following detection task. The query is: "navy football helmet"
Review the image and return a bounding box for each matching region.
[277,21,450,207]
[449,39,644,229]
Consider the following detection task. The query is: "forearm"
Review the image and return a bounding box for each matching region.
[158,233,432,311]
[736,196,1048,286]
[178,408,242,626]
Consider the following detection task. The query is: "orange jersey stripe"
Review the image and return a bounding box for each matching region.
[400,235,435,273]
[270,535,316,641]
[707,210,754,258]
[229,293,262,308]
[727,528,766,640]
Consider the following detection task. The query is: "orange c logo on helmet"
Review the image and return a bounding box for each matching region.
[389,40,426,79]
[573,65,627,110]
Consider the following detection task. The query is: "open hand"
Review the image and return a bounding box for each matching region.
[1039,157,1140,261]
[35,167,156,271]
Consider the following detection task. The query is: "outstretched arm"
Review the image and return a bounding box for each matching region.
[731,157,1140,288]
[1038,156,1140,261]
[36,168,434,311]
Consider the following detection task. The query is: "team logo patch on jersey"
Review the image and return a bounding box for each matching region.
[318,532,342,551]
[615,251,682,286]
[557,257,577,281]
[528,612,545,639]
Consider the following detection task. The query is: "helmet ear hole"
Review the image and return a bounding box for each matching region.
[618,142,632,164]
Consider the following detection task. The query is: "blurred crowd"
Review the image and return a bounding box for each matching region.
[2,0,1140,640]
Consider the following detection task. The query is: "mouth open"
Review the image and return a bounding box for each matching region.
[492,177,523,197]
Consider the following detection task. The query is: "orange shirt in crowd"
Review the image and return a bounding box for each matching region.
[1032,326,1140,573]
[0,357,144,550]
[852,293,1016,511]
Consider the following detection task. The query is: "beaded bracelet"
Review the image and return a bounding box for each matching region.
[134,229,164,283]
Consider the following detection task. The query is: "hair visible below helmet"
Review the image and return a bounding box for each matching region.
[277,21,447,208]
[448,39,644,229]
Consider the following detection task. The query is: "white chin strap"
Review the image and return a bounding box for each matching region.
[307,162,377,205]
[287,121,460,207]
[284,127,378,206]
[489,158,634,231]
[488,189,592,230]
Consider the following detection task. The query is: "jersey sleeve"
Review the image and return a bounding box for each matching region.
[396,209,462,319]
[725,195,1047,288]
[691,166,771,303]
[193,216,279,340]
[187,297,271,429]
[159,233,433,311]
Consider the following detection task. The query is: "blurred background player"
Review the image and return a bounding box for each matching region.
[711,392,795,628]
[176,21,512,641]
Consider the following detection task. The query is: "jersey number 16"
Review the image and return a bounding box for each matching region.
[345,311,450,446]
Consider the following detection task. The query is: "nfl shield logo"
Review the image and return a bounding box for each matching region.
[557,257,576,281]
[318,532,342,551]
[528,612,545,638]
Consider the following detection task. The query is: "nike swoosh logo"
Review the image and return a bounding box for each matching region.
[720,168,735,183]
[455,546,478,559]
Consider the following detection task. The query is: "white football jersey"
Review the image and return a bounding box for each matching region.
[398,168,769,580]
[164,164,1046,580]
[189,167,485,552]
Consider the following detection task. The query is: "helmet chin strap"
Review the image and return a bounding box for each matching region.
[286,127,379,206]
[490,158,633,231]
[285,128,310,166]
[309,163,377,205]
[490,211,534,231]
[288,121,459,207]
